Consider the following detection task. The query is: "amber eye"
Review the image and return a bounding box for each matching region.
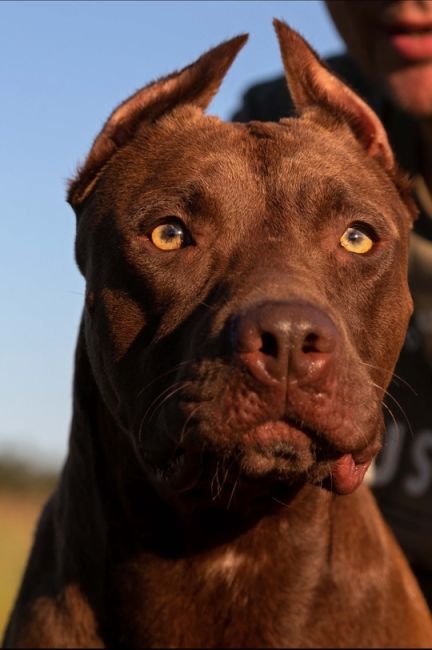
[340,227,374,254]
[150,222,187,251]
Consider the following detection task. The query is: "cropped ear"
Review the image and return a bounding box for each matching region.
[68,34,248,210]
[273,19,394,172]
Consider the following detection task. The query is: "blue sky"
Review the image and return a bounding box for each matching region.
[0,1,343,468]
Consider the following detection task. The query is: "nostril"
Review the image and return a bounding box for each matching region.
[231,302,339,386]
[260,332,279,358]
[302,332,320,354]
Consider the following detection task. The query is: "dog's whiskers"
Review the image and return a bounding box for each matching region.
[179,403,202,446]
[141,380,185,424]
[271,496,291,509]
[370,380,415,440]
[210,460,221,501]
[136,360,194,399]
[226,475,240,511]
[218,464,231,497]
[381,401,403,444]
[137,380,188,446]
[360,360,417,395]
[147,382,189,425]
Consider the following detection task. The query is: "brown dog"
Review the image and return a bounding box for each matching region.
[4,21,432,648]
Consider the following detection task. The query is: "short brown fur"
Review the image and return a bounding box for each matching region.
[4,21,432,649]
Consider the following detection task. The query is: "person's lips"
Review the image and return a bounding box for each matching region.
[383,19,432,61]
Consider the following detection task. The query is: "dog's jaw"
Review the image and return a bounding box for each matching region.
[137,377,384,509]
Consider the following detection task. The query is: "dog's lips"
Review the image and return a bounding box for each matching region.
[328,453,373,495]
[142,415,379,499]
[241,418,379,493]
[240,420,313,477]
[242,419,312,451]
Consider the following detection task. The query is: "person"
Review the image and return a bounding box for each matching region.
[233,0,432,606]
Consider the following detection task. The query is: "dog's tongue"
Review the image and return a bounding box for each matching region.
[331,454,372,495]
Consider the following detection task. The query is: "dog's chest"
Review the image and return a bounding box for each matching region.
[112,555,287,647]
[109,525,329,648]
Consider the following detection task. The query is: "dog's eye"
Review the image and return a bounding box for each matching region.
[150,222,187,251]
[340,227,374,255]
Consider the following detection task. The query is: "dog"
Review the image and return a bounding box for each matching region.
[4,21,432,648]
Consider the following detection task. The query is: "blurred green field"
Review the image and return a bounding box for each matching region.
[0,460,56,639]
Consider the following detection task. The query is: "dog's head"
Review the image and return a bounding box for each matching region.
[68,22,415,511]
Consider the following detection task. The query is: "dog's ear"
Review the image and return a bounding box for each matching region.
[68,34,248,210]
[273,19,394,172]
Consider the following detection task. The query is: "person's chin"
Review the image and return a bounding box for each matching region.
[386,62,432,117]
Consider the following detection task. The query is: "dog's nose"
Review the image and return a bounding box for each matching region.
[232,301,339,387]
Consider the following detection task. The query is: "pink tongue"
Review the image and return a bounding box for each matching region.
[331,454,371,495]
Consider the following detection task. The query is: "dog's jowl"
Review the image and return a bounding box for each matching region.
[4,21,432,649]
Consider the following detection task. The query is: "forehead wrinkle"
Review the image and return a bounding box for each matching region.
[191,148,265,226]
[138,117,287,228]
[130,146,262,227]
[244,125,285,176]
[273,157,376,226]
[230,126,290,235]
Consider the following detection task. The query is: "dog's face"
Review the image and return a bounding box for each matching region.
[69,23,415,510]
